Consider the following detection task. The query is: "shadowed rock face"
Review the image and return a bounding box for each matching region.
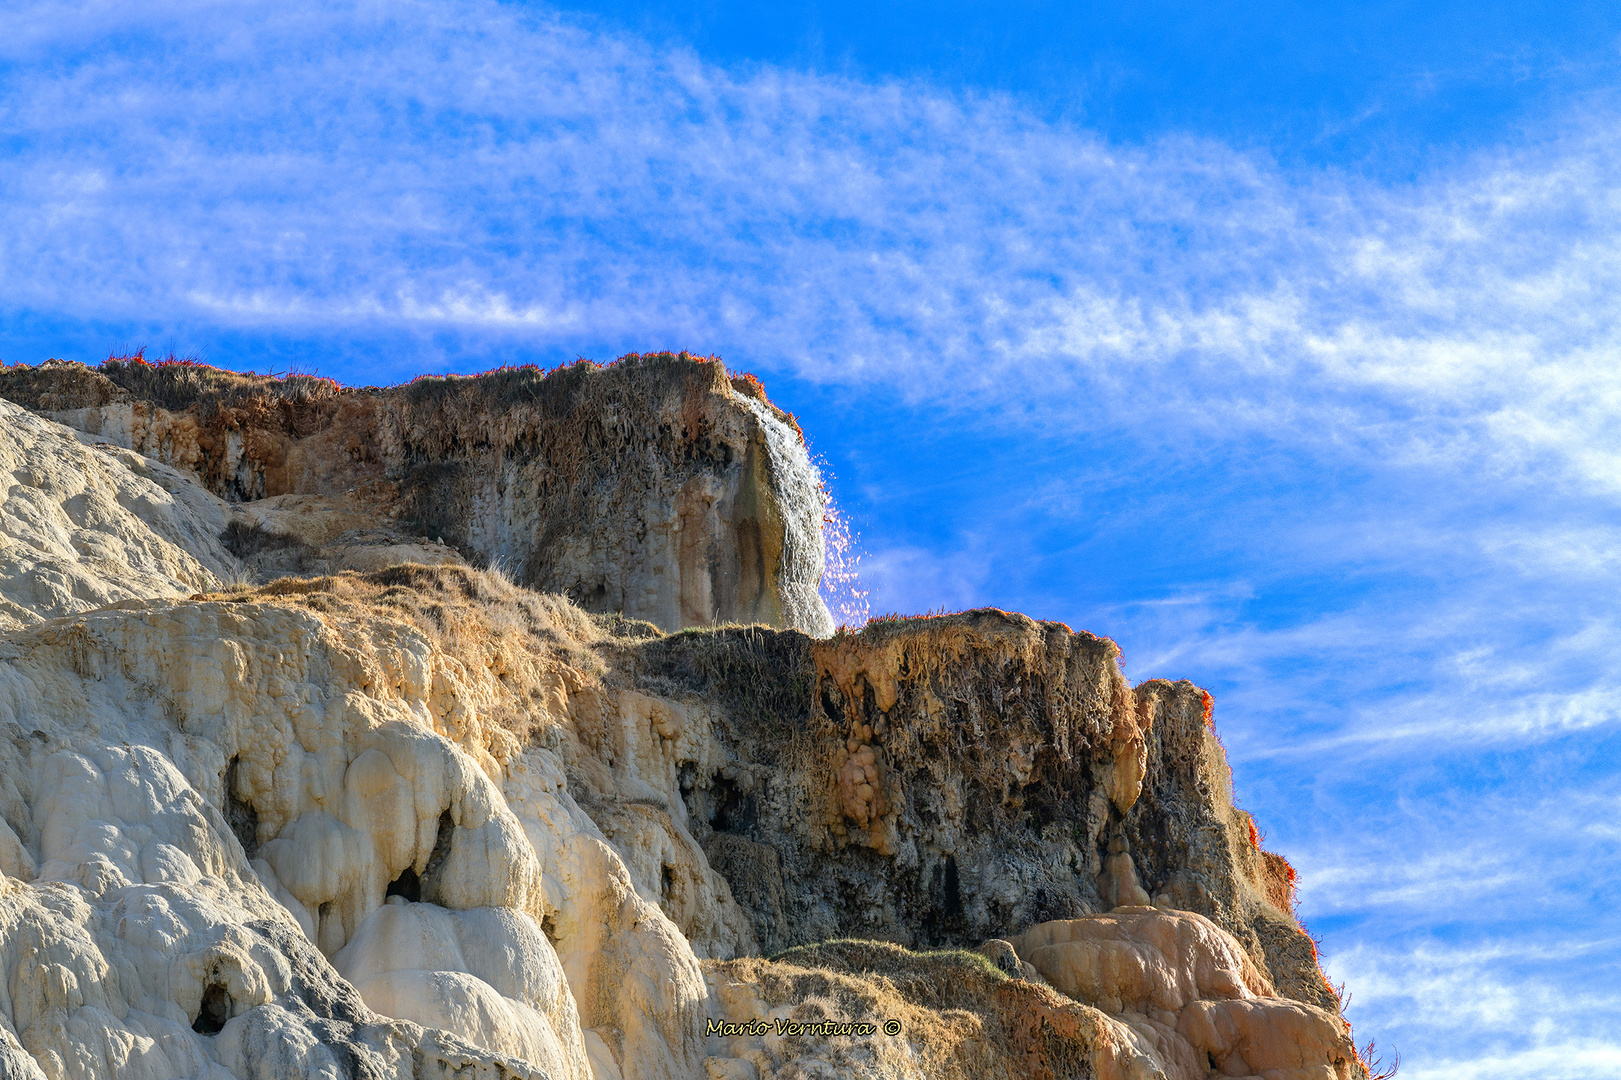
[625,614,1327,1004]
[0,354,833,636]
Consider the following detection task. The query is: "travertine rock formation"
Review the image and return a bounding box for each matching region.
[1012,909,1355,1079]
[0,399,235,630]
[0,355,834,636]
[0,571,708,1080]
[0,370,1369,1080]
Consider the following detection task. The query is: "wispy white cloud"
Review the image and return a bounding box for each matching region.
[859,542,994,618]
[1324,938,1621,1079]
[6,6,1621,1072]
[5,0,1620,503]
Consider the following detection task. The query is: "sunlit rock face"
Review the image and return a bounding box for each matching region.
[0,389,1368,1080]
[0,570,708,1080]
[0,354,834,636]
[1011,909,1357,1080]
[0,399,235,630]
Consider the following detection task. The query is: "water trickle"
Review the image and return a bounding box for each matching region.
[816,460,870,631]
[742,398,836,637]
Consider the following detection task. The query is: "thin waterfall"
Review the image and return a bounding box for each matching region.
[742,397,837,638]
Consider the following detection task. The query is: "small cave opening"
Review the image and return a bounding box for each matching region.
[386,866,421,903]
[415,809,455,899]
[223,757,259,860]
[942,856,963,918]
[192,982,232,1036]
[820,680,845,728]
[708,776,756,834]
[661,863,676,900]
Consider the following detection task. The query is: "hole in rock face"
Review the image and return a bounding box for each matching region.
[943,856,962,918]
[223,757,259,860]
[193,982,232,1035]
[386,867,421,903]
[416,810,455,901]
[708,776,756,833]
[819,680,845,728]
[570,578,610,613]
[661,864,676,900]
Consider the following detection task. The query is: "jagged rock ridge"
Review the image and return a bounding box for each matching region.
[0,359,1369,1080]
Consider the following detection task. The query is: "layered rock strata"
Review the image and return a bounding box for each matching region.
[0,355,833,636]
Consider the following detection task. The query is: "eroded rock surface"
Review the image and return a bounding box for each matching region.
[0,570,711,1080]
[0,399,236,630]
[0,392,1370,1080]
[0,355,833,635]
[1012,908,1357,1080]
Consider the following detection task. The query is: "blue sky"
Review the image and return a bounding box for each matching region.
[5,1,1621,1074]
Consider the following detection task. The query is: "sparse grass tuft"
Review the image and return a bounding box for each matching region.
[194,563,618,749]
[100,350,341,412]
[769,938,1011,1004]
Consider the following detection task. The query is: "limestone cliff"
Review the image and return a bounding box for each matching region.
[0,355,834,636]
[0,376,1371,1080]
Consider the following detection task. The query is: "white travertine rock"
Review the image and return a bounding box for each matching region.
[576,690,757,961]
[0,593,709,1080]
[0,399,236,630]
[335,901,590,1079]
[503,748,709,1080]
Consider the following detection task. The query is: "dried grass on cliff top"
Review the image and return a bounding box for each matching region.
[194,563,647,746]
[710,939,1100,1080]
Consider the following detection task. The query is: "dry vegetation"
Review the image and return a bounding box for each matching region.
[99,351,342,412]
[193,563,624,748]
[632,623,818,738]
[710,939,1104,1080]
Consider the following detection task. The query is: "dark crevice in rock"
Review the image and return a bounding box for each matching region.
[420,809,455,901]
[224,756,259,861]
[386,866,421,903]
[708,775,755,833]
[192,982,231,1035]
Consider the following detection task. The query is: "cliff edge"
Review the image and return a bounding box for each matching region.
[0,353,833,636]
[0,357,1371,1080]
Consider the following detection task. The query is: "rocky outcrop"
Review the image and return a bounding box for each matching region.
[0,355,834,636]
[0,568,710,1080]
[1011,909,1356,1079]
[620,613,1322,996]
[0,386,1370,1080]
[0,398,236,630]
